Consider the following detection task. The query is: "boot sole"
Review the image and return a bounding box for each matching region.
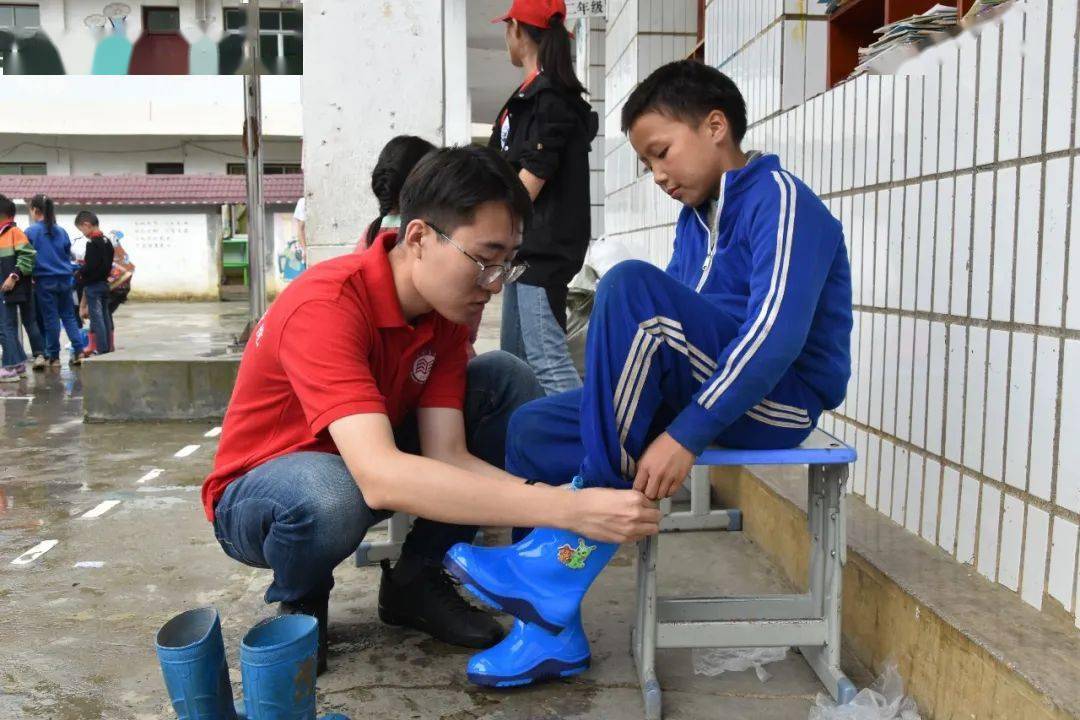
[442,556,565,635]
[467,655,591,688]
[378,604,501,650]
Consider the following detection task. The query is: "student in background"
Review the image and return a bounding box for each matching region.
[74,211,115,355]
[26,194,86,367]
[489,0,599,396]
[0,194,39,382]
[357,135,437,251]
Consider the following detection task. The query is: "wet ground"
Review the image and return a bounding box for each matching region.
[1,302,860,719]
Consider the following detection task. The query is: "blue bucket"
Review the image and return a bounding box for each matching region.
[155,607,239,720]
[240,615,319,720]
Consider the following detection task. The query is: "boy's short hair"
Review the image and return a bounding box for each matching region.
[399,145,532,239]
[0,194,15,219]
[620,60,748,144]
[74,210,99,227]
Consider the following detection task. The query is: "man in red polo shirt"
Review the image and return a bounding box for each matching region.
[204,146,660,674]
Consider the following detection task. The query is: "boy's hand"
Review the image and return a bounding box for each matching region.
[570,487,661,543]
[1,274,16,292]
[633,432,695,500]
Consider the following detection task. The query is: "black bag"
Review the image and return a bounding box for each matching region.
[0,225,32,305]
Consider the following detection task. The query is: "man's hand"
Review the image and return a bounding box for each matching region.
[569,488,661,543]
[1,274,16,293]
[633,432,696,501]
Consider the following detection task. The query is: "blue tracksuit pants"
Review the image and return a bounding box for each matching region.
[505,261,822,489]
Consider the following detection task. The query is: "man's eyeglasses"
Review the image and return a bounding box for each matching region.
[425,221,527,289]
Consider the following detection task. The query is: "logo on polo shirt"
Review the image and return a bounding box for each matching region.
[411,350,436,384]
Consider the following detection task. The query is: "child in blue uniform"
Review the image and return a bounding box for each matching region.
[446,60,853,687]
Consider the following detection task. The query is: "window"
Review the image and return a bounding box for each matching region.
[0,162,46,175]
[224,7,302,75]
[0,3,40,32]
[147,162,184,175]
[227,163,301,175]
[144,7,180,33]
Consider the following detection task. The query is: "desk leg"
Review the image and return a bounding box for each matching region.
[799,464,856,704]
[633,536,662,719]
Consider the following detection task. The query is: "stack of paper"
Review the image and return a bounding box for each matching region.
[851,4,958,76]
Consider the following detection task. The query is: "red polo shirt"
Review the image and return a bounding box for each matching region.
[201,232,470,521]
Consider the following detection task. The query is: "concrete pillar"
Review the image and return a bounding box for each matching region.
[302,0,464,263]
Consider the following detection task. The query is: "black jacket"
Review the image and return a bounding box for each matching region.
[81,235,114,285]
[489,74,599,289]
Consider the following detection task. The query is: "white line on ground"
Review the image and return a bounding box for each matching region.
[74,561,105,568]
[0,396,34,402]
[47,419,83,435]
[81,500,121,519]
[137,468,165,484]
[174,445,201,458]
[204,426,222,438]
[11,540,58,565]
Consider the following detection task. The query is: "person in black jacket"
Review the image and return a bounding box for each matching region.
[74,211,115,355]
[490,0,598,396]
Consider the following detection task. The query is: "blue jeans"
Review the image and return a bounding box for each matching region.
[212,350,543,604]
[84,281,114,354]
[35,276,85,360]
[500,282,582,396]
[0,300,27,368]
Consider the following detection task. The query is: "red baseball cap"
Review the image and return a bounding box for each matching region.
[491,0,568,29]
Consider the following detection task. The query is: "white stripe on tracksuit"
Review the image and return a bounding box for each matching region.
[699,170,797,410]
[611,311,810,475]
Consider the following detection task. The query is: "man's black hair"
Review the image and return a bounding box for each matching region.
[0,194,16,219]
[620,60,747,144]
[399,145,532,240]
[74,210,99,227]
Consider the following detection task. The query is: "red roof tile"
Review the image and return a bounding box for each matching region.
[0,174,304,206]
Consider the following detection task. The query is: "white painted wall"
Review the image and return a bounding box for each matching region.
[301,0,452,261]
[2,134,301,175]
[0,75,301,138]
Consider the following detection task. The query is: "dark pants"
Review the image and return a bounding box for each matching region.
[85,281,114,354]
[212,351,543,604]
[13,291,45,358]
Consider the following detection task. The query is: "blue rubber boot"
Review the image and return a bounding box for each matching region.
[467,614,590,688]
[155,607,239,720]
[444,526,617,634]
[240,615,350,720]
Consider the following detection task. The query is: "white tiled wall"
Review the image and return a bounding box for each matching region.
[603,0,697,266]
[706,0,827,121]
[733,0,1080,624]
[576,17,608,239]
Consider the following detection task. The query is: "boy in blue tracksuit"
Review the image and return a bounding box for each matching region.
[445,60,852,687]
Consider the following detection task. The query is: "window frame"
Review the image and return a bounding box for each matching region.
[147,162,185,175]
[226,162,301,176]
[0,161,46,175]
[142,6,181,35]
[223,6,302,65]
[0,3,41,33]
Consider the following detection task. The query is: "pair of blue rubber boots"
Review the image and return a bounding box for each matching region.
[155,606,348,720]
[444,492,618,688]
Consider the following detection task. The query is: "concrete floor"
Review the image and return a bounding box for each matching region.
[0,301,855,719]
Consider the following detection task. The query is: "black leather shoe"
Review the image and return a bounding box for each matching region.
[378,556,505,649]
[279,595,329,675]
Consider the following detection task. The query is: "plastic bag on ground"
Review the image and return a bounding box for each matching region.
[808,663,922,720]
[692,646,789,683]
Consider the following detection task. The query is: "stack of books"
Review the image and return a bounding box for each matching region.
[851,4,958,76]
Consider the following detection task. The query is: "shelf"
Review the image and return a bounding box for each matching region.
[827,0,957,87]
